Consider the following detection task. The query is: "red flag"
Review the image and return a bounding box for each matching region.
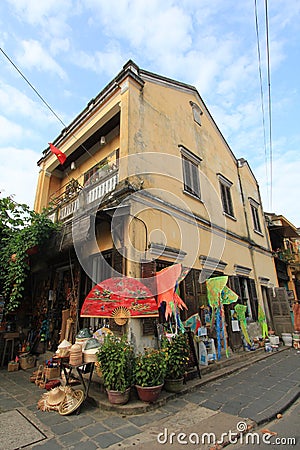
[49,143,66,165]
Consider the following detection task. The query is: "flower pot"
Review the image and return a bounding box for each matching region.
[135,384,164,403]
[106,387,131,405]
[164,377,184,393]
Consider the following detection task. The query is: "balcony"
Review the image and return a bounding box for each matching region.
[49,170,119,222]
[273,248,295,264]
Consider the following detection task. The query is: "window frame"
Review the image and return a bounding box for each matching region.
[218,174,234,218]
[180,145,202,200]
[249,198,262,234]
[189,101,203,126]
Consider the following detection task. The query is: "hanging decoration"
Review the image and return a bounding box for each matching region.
[234,304,251,346]
[156,264,188,333]
[258,305,269,338]
[184,313,202,334]
[206,276,238,359]
[80,277,158,323]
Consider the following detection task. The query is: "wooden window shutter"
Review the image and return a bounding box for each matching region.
[248,279,258,321]
[141,260,157,334]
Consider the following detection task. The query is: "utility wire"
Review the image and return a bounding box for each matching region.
[254,0,269,206]
[0,47,99,165]
[264,0,273,210]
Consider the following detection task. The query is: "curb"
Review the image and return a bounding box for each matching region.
[254,387,300,426]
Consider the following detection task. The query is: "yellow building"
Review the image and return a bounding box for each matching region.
[34,60,280,351]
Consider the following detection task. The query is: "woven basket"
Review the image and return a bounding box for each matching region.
[44,366,60,380]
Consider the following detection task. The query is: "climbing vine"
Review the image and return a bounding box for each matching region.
[0,195,59,311]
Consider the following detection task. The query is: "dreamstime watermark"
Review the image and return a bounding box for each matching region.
[72,152,227,292]
[157,421,297,446]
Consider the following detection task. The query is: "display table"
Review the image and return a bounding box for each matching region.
[60,360,96,408]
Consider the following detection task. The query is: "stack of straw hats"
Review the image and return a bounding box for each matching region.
[37,386,84,414]
[57,339,72,357]
[75,328,93,350]
[37,386,66,411]
[69,343,83,366]
[83,338,101,363]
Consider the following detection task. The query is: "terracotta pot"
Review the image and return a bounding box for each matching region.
[26,245,39,255]
[107,387,131,405]
[164,377,184,393]
[135,384,164,403]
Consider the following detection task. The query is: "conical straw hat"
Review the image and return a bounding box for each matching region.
[47,386,66,406]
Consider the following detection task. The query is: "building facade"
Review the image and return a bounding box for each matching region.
[33,60,278,352]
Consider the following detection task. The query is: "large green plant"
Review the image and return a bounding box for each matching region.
[97,335,135,393]
[134,347,167,387]
[161,333,190,379]
[0,195,59,311]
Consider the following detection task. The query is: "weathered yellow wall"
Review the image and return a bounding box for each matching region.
[123,76,278,302]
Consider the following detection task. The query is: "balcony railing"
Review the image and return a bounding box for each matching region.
[49,170,118,222]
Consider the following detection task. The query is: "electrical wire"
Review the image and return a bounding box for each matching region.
[0,47,99,166]
[254,0,269,206]
[264,0,273,210]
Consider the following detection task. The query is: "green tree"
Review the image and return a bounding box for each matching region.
[0,194,59,311]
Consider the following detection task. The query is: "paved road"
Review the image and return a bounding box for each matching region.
[226,396,300,449]
[0,348,299,449]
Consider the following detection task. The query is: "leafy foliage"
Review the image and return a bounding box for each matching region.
[0,195,59,311]
[97,334,135,393]
[161,333,190,379]
[134,347,167,387]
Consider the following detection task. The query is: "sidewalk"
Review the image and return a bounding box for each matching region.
[0,347,299,449]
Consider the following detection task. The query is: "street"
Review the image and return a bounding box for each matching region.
[0,348,299,449]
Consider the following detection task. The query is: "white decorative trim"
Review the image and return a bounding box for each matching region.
[179,145,202,165]
[259,276,270,285]
[217,173,233,188]
[149,243,187,261]
[234,264,252,276]
[199,255,227,271]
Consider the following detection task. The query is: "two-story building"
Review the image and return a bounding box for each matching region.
[32,60,279,352]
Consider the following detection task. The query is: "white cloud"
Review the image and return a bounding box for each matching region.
[74,47,125,77]
[0,146,39,208]
[6,0,74,33]
[255,150,300,227]
[0,82,56,125]
[16,40,67,80]
[0,116,30,143]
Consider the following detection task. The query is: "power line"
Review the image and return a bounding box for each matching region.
[264,0,273,210]
[254,0,269,205]
[0,47,99,165]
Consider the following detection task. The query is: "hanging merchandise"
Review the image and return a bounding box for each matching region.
[234,304,254,350]
[156,264,188,334]
[206,276,238,359]
[258,305,269,338]
[184,313,202,334]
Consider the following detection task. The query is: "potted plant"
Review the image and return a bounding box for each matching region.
[97,334,135,405]
[134,347,167,402]
[161,333,190,392]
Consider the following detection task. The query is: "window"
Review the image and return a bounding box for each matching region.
[218,174,234,217]
[180,146,202,199]
[190,101,203,126]
[249,199,262,233]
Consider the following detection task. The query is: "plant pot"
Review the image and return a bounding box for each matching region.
[135,384,164,403]
[106,387,131,405]
[164,377,184,393]
[26,245,39,255]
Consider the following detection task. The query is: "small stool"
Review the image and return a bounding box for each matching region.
[1,332,19,366]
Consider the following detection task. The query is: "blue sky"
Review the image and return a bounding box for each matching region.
[0,0,299,226]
